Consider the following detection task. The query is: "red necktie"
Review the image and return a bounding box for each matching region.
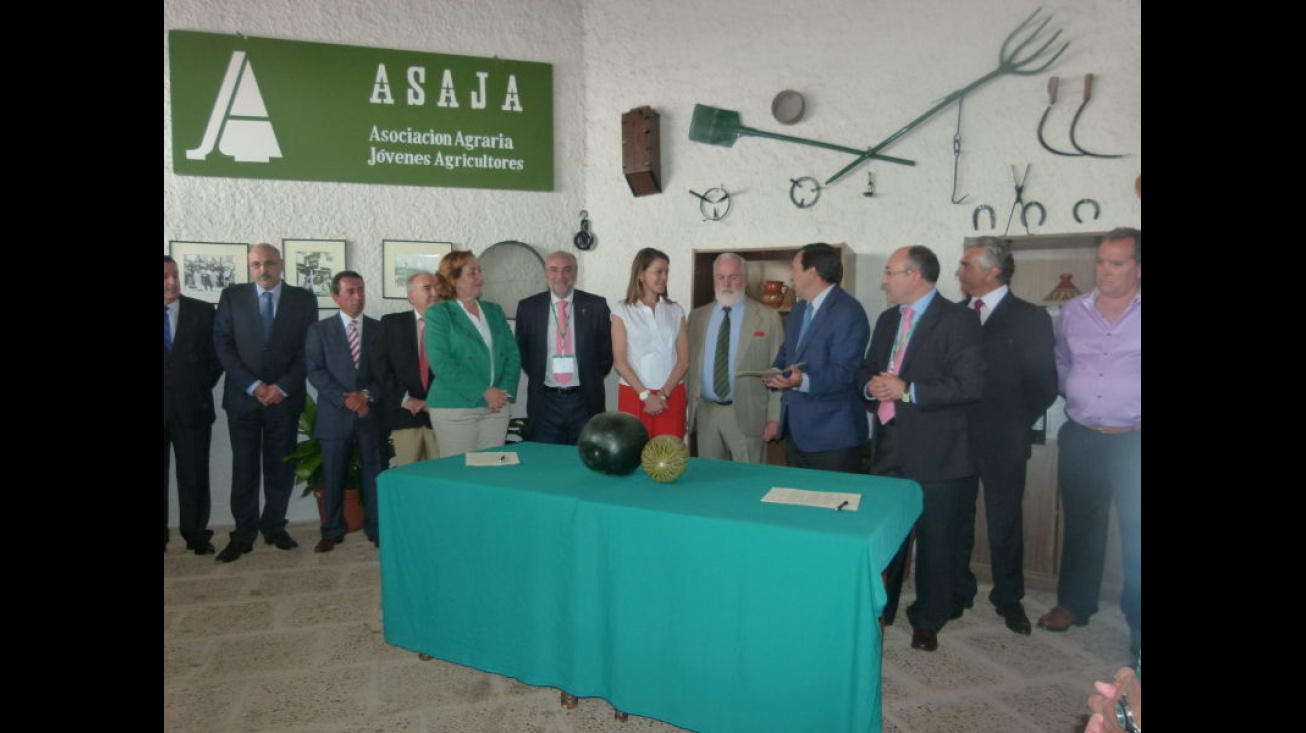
[973,298,984,316]
[418,317,430,391]
[877,307,914,424]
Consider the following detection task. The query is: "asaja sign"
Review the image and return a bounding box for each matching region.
[168,30,554,191]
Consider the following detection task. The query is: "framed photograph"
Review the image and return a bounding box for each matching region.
[168,241,249,303]
[383,240,455,299]
[282,239,347,308]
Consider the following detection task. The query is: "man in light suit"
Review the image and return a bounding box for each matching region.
[955,237,1058,635]
[213,243,318,563]
[860,245,985,652]
[687,252,784,463]
[515,251,613,445]
[763,243,869,473]
[306,271,384,551]
[373,272,440,465]
[164,255,223,555]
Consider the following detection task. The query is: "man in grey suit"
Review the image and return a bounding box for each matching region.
[687,252,784,463]
[306,271,385,551]
[213,243,318,563]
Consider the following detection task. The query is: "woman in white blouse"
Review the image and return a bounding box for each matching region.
[611,247,690,438]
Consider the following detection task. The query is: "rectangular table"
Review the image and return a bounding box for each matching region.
[380,442,921,733]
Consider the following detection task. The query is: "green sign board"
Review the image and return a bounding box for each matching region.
[168,30,554,191]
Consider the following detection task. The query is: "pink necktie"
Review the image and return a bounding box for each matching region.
[418,318,430,391]
[555,300,573,386]
[348,319,360,369]
[877,307,914,424]
[973,298,984,316]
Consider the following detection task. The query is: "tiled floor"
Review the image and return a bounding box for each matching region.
[164,521,1134,733]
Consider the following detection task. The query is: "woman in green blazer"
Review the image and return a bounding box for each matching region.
[425,251,521,456]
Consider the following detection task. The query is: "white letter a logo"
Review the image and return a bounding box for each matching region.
[186,51,283,163]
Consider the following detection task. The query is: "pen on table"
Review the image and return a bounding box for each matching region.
[498,454,507,464]
[836,500,849,512]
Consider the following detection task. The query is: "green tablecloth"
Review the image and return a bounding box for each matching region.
[380,442,921,733]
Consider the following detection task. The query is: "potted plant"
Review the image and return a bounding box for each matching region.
[285,394,366,533]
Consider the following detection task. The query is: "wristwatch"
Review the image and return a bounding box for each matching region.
[899,383,912,403]
[638,389,651,402]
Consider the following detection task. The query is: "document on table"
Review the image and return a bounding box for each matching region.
[762,487,862,511]
[466,452,520,467]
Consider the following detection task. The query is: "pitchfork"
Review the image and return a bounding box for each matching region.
[824,7,1069,185]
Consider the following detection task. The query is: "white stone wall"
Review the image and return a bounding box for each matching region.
[164,0,1141,527]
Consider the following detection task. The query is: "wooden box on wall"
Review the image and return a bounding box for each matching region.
[622,106,662,196]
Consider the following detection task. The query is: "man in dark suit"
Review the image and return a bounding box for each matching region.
[687,252,784,463]
[213,243,318,563]
[954,237,1058,635]
[373,272,440,465]
[763,243,869,473]
[306,271,384,551]
[165,255,223,555]
[860,245,985,652]
[515,251,613,445]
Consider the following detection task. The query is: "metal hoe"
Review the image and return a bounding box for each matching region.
[823,7,1068,186]
[689,104,916,168]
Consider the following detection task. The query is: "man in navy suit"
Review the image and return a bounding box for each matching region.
[860,245,985,652]
[954,237,1058,636]
[763,243,869,473]
[164,255,223,555]
[515,251,613,445]
[213,243,318,563]
[373,272,440,465]
[306,271,385,551]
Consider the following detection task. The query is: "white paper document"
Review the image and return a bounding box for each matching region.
[466,452,520,467]
[761,487,862,511]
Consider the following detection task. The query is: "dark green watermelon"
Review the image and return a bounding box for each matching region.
[578,411,650,475]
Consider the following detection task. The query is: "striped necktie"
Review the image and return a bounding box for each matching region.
[877,307,914,424]
[713,306,731,399]
[348,319,360,369]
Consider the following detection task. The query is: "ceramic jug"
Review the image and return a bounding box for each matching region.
[761,280,788,309]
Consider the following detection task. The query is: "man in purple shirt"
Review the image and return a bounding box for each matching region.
[1037,227,1142,656]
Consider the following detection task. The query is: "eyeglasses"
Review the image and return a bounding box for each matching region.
[882,268,915,277]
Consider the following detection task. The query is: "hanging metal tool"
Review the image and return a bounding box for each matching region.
[824,8,1068,186]
[688,104,915,167]
[573,210,595,250]
[1069,74,1126,158]
[1004,165,1046,235]
[1037,76,1080,157]
[950,95,969,204]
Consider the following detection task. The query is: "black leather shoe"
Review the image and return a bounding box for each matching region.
[215,542,252,563]
[910,628,938,652]
[264,532,299,550]
[190,541,217,556]
[314,538,340,553]
[949,598,974,620]
[998,606,1032,635]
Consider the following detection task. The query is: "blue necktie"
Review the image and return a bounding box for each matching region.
[164,305,173,352]
[796,304,814,347]
[260,291,274,339]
